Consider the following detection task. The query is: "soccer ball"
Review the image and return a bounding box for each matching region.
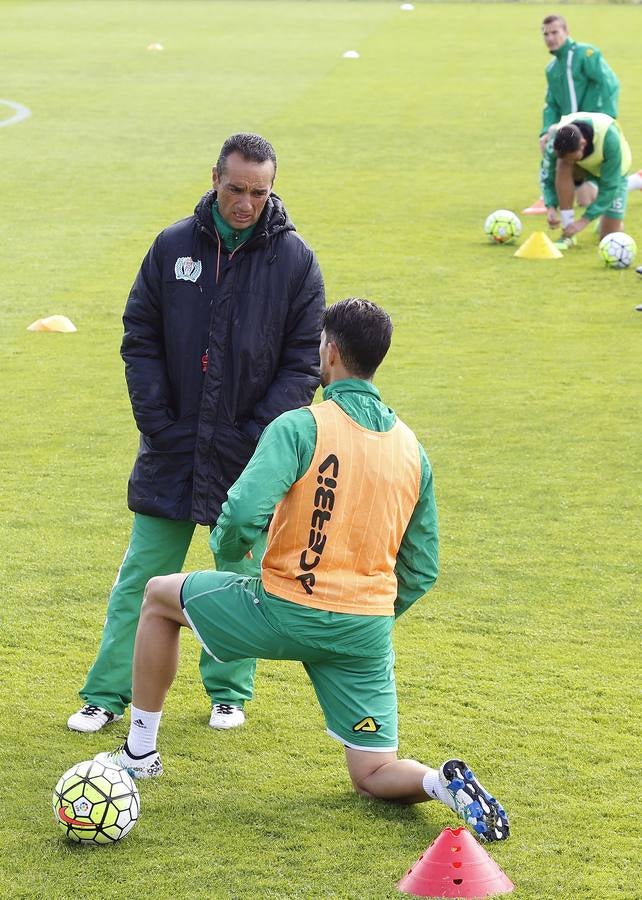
[484,209,522,244]
[598,232,637,269]
[53,759,140,844]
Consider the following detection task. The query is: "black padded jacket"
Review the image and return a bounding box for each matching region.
[121,190,325,524]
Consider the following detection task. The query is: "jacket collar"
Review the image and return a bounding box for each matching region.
[194,190,295,249]
[551,37,575,59]
[323,379,381,401]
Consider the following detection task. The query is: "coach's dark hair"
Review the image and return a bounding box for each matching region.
[553,124,582,156]
[216,133,277,178]
[542,13,567,29]
[323,298,392,379]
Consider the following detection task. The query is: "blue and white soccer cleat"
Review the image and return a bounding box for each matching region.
[439,758,510,842]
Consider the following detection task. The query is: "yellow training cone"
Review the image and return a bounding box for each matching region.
[514,231,563,259]
[27,315,77,333]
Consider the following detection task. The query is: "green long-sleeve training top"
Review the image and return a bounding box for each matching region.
[211,378,439,618]
[541,115,627,221]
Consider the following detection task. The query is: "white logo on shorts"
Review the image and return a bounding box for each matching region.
[174,257,202,282]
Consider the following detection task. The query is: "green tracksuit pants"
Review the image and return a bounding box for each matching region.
[79,513,267,715]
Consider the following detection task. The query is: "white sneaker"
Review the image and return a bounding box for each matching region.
[67,705,123,733]
[95,744,163,779]
[209,703,245,729]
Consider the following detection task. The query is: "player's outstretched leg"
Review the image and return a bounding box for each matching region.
[438,758,510,842]
[345,748,510,842]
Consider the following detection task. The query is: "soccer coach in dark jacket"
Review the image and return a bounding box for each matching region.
[68,133,325,736]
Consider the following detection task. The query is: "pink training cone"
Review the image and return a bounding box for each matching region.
[397,827,514,898]
[522,198,547,215]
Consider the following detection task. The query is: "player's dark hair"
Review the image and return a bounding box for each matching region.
[553,124,582,156]
[216,133,277,179]
[323,298,393,379]
[542,14,567,29]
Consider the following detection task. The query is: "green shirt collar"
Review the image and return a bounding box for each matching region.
[322,378,381,401]
[551,37,574,59]
[212,201,256,252]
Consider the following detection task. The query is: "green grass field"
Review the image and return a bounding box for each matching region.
[1,1,640,897]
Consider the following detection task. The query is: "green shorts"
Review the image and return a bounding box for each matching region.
[181,570,398,751]
[581,174,628,220]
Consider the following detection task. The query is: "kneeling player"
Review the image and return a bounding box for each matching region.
[97,298,510,843]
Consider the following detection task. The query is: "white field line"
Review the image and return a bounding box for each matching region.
[0,99,32,128]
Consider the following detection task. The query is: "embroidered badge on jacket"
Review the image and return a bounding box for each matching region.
[174,257,202,282]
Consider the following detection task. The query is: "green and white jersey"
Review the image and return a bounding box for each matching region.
[541,38,620,136]
[540,113,631,221]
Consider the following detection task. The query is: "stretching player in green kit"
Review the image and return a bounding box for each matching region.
[97,298,510,844]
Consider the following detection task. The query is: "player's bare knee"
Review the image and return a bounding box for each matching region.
[143,576,161,602]
[142,575,187,626]
[576,183,597,206]
[349,770,375,797]
[353,772,396,801]
[142,576,172,614]
[352,781,375,798]
[346,753,390,799]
